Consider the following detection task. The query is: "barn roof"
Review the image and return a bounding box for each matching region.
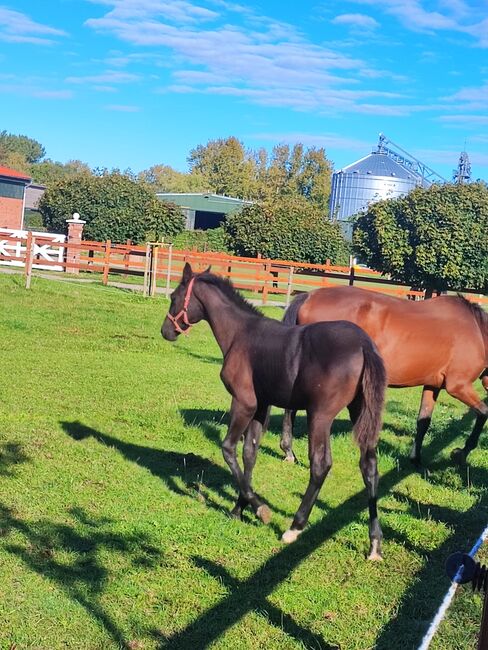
[156,192,251,214]
[0,165,31,182]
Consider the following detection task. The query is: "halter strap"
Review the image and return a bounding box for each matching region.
[167,277,196,336]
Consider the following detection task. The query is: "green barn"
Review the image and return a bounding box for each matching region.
[156,192,251,230]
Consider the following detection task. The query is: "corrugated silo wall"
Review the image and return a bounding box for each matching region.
[329,172,418,240]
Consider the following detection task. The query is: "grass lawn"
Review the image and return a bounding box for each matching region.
[1,272,487,649]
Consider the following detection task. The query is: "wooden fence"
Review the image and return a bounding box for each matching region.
[1,232,487,307]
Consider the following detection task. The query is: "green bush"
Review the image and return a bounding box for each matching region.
[353,182,488,292]
[39,171,185,244]
[223,196,350,264]
[171,227,231,253]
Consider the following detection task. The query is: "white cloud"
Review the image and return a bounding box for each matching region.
[85,0,414,114]
[439,114,488,125]
[350,0,488,45]
[0,82,73,99]
[66,71,140,84]
[0,6,67,45]
[331,14,379,30]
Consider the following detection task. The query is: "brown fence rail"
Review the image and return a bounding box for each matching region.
[1,233,486,307]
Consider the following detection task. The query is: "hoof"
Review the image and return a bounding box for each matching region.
[367,551,384,562]
[367,540,383,561]
[230,508,243,520]
[256,504,272,525]
[451,448,466,465]
[281,528,302,544]
[283,453,296,464]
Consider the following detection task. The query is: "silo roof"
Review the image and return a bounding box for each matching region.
[339,152,423,181]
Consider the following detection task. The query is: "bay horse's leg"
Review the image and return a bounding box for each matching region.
[359,446,383,561]
[280,409,297,463]
[481,369,488,392]
[222,398,270,523]
[445,384,488,463]
[282,412,332,544]
[230,404,271,523]
[409,386,440,465]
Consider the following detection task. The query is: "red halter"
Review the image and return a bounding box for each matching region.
[167,277,196,336]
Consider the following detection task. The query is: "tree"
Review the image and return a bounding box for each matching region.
[187,136,257,198]
[30,159,92,185]
[353,182,488,292]
[39,171,185,244]
[223,195,350,265]
[138,164,208,193]
[258,144,332,212]
[0,131,45,166]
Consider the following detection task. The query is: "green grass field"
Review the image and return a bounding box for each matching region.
[1,272,487,649]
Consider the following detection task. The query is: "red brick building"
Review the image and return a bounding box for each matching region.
[0,166,31,229]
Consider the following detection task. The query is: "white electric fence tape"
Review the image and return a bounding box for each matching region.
[417,522,488,650]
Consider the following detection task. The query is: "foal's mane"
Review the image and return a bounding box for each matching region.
[197,273,263,317]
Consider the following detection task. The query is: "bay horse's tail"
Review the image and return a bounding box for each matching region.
[353,339,387,448]
[283,292,309,325]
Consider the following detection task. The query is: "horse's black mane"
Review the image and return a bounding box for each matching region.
[456,293,488,330]
[197,273,263,317]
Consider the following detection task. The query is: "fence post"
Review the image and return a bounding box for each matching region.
[65,213,86,274]
[349,266,355,286]
[166,243,173,297]
[24,231,35,289]
[150,244,159,297]
[262,260,271,305]
[123,239,131,278]
[285,266,294,307]
[143,243,151,297]
[102,239,111,286]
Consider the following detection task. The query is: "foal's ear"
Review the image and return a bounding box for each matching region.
[182,262,193,283]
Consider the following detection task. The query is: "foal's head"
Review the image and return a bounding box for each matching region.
[161,262,207,341]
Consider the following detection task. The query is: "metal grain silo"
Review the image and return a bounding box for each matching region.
[330,134,440,239]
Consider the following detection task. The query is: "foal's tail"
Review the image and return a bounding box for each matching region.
[282,292,309,325]
[353,339,387,449]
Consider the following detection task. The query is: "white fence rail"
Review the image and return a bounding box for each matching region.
[0,228,66,271]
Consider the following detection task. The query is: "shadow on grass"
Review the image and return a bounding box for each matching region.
[0,442,29,477]
[62,406,487,650]
[61,420,236,516]
[163,406,486,649]
[0,504,162,648]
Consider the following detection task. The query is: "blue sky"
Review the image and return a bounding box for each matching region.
[1,0,487,181]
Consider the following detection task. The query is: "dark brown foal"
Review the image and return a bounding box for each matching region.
[162,264,387,559]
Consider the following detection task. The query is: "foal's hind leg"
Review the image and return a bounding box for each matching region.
[231,404,271,523]
[349,399,383,560]
[280,409,297,463]
[282,412,332,544]
[445,383,488,463]
[409,386,440,466]
[359,446,383,560]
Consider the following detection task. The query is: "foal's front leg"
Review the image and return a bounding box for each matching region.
[231,403,271,523]
[222,398,270,523]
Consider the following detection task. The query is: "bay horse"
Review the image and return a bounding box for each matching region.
[162,264,387,559]
[280,286,488,465]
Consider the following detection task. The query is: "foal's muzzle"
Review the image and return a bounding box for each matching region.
[161,317,179,341]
